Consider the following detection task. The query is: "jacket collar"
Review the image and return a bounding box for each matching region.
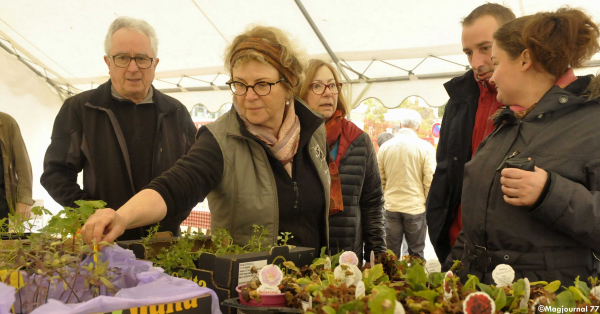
[87,80,177,114]
[524,86,586,121]
[397,128,418,137]
[444,69,480,101]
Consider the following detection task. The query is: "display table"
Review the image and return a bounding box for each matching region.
[180,210,211,235]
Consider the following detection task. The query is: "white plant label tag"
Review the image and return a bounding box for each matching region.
[325,256,332,270]
[394,300,406,314]
[425,259,442,273]
[592,286,600,299]
[492,264,515,287]
[238,259,267,284]
[257,285,280,294]
[355,281,366,298]
[370,251,375,267]
[443,271,453,300]
[339,251,359,266]
[520,278,531,309]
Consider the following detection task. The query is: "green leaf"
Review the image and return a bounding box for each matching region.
[544,280,561,293]
[369,285,397,314]
[551,291,576,309]
[428,272,445,287]
[530,281,549,286]
[576,277,591,296]
[404,264,428,288]
[477,283,494,297]
[385,249,396,257]
[512,279,525,297]
[462,274,480,292]
[368,264,384,283]
[296,278,313,285]
[414,290,440,302]
[568,286,591,304]
[321,306,336,314]
[99,277,115,290]
[82,200,107,209]
[495,288,507,310]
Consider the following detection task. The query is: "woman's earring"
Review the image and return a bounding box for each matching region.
[285,99,290,106]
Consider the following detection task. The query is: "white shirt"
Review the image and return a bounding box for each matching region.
[377,128,436,215]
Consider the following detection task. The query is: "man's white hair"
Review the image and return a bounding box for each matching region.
[104,16,158,57]
[400,109,422,130]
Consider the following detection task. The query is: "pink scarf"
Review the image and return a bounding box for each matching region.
[233,99,301,177]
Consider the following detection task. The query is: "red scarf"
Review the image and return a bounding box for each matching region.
[325,110,363,215]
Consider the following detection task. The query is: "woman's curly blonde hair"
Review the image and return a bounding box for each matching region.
[224,25,308,93]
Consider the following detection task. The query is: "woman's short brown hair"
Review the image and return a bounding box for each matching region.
[494,7,600,79]
[224,25,307,93]
[298,59,349,117]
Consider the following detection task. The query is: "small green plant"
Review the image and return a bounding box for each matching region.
[278,231,294,246]
[40,200,106,240]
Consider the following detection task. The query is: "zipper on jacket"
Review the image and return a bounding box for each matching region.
[496,151,520,171]
[293,181,299,209]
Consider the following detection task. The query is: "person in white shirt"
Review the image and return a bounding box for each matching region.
[378,109,436,258]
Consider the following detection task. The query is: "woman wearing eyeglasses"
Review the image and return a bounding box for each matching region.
[299,59,385,264]
[81,26,332,253]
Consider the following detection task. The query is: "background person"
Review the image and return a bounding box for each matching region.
[0,111,33,223]
[449,8,600,285]
[427,3,517,263]
[81,26,331,254]
[41,17,196,240]
[299,59,385,263]
[378,110,435,259]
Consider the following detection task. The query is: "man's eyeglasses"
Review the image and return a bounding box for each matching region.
[111,55,154,69]
[226,78,285,96]
[309,82,342,95]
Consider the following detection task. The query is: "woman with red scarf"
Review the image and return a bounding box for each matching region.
[299,59,386,263]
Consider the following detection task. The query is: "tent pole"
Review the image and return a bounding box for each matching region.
[294,0,352,83]
[0,40,69,99]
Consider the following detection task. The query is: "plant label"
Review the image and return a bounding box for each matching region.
[592,286,600,299]
[463,292,496,314]
[370,251,375,267]
[492,264,515,287]
[257,285,281,294]
[520,278,531,309]
[340,251,359,266]
[394,300,406,314]
[258,264,283,287]
[443,271,453,300]
[238,259,267,285]
[355,281,366,298]
[425,259,442,273]
[333,264,363,287]
[325,256,332,270]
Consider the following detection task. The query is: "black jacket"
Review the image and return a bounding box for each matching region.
[329,132,386,262]
[426,70,480,262]
[147,102,328,254]
[41,80,197,240]
[449,76,600,286]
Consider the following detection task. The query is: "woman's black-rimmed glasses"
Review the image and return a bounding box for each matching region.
[226,78,285,96]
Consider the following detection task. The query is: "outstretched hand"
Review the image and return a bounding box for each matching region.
[80,208,128,249]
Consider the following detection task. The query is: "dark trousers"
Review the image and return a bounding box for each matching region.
[385,210,427,259]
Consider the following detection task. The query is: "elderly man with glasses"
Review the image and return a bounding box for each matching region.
[41,16,196,241]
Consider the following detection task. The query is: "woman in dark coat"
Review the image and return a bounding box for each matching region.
[299,59,386,263]
[449,8,600,286]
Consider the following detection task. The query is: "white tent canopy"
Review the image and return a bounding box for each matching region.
[1,0,599,112]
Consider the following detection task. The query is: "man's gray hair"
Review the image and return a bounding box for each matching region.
[104,16,158,57]
[400,109,422,130]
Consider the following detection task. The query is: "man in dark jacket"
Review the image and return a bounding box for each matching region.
[41,17,196,241]
[426,4,516,262]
